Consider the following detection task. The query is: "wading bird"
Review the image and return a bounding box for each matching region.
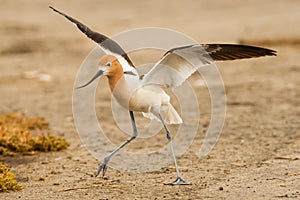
[50,6,276,185]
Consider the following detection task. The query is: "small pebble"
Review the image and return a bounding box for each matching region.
[280,183,286,187]
[38,74,53,82]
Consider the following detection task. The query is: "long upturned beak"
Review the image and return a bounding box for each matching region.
[76,70,104,89]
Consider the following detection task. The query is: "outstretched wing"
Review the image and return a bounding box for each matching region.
[49,6,136,73]
[142,44,276,88]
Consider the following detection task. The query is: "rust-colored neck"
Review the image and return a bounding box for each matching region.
[107,72,125,92]
[106,58,125,92]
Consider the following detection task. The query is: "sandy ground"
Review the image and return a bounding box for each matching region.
[1,0,299,199]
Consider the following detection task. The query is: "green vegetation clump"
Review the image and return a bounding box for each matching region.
[0,162,22,192]
[0,113,69,155]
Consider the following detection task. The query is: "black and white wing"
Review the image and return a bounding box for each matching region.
[49,6,136,73]
[142,44,276,88]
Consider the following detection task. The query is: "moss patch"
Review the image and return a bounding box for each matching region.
[0,113,69,156]
[0,162,22,192]
[0,113,70,192]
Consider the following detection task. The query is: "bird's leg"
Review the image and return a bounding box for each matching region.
[96,111,138,177]
[159,113,189,185]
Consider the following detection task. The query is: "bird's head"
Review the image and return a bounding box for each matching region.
[76,55,123,89]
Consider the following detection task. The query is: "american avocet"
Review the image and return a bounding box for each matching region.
[50,6,276,185]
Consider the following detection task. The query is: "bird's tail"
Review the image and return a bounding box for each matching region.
[165,104,183,124]
[142,104,182,124]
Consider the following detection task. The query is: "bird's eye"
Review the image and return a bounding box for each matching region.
[105,62,112,67]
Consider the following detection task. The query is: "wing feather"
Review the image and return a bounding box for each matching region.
[49,6,135,68]
[142,44,276,88]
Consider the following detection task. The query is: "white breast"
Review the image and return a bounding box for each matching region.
[129,85,170,112]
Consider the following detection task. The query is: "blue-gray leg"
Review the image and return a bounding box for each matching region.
[158,113,189,185]
[96,111,138,177]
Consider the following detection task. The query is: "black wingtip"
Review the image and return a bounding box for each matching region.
[49,6,108,44]
[49,6,55,11]
[204,44,277,61]
[49,6,66,18]
[257,45,277,57]
[269,49,277,56]
[49,6,77,24]
[49,6,60,15]
[230,44,277,58]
